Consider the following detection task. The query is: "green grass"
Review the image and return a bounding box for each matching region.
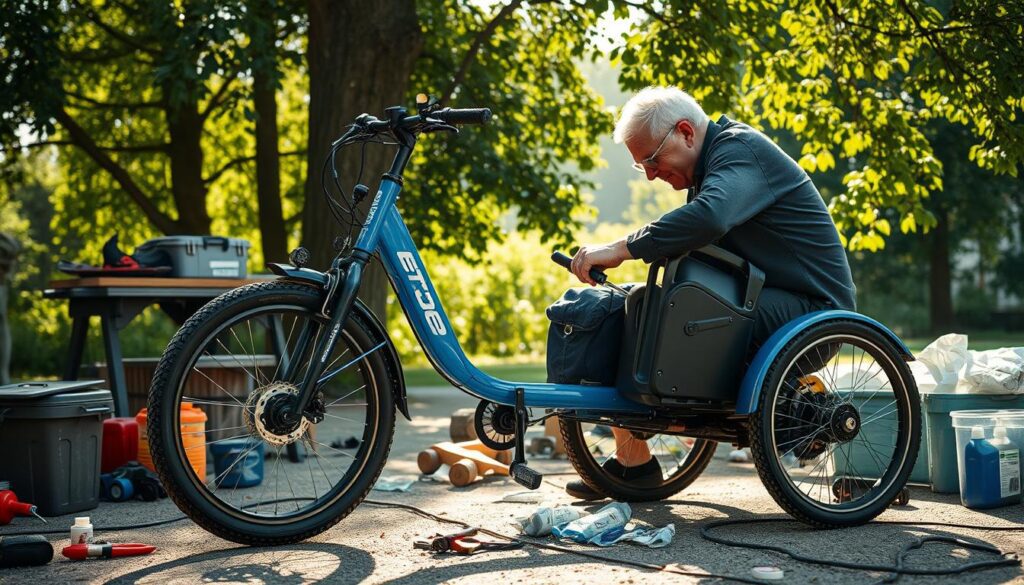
[904,332,1024,353]
[403,362,547,387]
[400,333,1024,387]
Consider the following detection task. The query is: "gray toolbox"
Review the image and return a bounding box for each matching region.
[0,380,113,516]
[135,235,250,278]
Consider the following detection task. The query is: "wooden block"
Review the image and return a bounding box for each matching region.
[544,416,566,456]
[416,440,509,487]
[417,448,442,475]
[449,408,477,442]
[449,458,478,487]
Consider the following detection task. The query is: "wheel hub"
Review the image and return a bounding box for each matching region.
[829,403,861,443]
[490,405,517,436]
[245,382,309,446]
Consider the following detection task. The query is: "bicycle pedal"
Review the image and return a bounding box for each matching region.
[510,463,542,490]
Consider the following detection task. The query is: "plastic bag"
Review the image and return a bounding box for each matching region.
[917,334,972,393]
[588,523,675,548]
[917,334,1024,394]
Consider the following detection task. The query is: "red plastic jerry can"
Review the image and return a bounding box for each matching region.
[101,417,139,473]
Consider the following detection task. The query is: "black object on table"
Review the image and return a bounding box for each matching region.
[43,276,267,417]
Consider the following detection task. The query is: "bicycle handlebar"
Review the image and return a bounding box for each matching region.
[430,107,492,125]
[353,106,492,135]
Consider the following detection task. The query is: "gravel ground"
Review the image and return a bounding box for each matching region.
[1,386,1022,584]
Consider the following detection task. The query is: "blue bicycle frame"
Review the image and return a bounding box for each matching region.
[357,176,652,415]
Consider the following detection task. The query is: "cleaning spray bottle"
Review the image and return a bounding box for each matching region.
[962,426,1021,509]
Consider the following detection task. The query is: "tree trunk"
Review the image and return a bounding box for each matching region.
[253,48,288,264]
[302,0,422,320]
[165,97,212,235]
[976,238,986,292]
[929,205,954,334]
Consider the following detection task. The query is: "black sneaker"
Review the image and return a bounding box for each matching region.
[565,456,663,501]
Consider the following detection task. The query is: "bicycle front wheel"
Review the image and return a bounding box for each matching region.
[147,281,396,545]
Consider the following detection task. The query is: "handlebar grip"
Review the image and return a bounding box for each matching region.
[433,107,492,125]
[551,251,608,285]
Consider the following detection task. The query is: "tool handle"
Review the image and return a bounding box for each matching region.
[111,543,157,557]
[551,251,608,285]
[0,535,53,568]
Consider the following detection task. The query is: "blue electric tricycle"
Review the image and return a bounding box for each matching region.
[147,98,921,545]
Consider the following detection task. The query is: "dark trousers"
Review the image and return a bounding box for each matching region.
[750,287,831,348]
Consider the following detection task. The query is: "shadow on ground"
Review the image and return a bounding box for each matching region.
[107,542,374,584]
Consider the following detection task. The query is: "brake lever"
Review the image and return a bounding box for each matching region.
[420,119,459,134]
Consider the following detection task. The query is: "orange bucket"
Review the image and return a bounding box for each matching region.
[137,402,208,479]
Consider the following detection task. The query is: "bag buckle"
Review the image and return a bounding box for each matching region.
[563,324,573,335]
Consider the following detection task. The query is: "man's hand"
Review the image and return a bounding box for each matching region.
[570,240,632,286]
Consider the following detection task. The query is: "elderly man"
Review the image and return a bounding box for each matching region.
[564,86,856,500]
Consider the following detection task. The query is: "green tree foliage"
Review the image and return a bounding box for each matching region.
[615,0,1024,250]
[1,0,306,268]
[826,120,1024,334]
[4,0,1024,378]
[401,1,613,257]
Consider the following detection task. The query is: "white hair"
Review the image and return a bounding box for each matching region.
[613,86,709,144]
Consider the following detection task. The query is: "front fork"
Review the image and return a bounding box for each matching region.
[284,251,371,424]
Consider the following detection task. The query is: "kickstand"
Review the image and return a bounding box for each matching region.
[509,387,542,489]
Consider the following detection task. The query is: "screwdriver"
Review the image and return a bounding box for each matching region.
[0,482,47,525]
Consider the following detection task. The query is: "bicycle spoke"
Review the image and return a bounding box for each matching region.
[268,314,298,383]
[324,384,367,407]
[190,365,247,407]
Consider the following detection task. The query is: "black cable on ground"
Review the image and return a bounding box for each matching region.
[0,515,190,537]
[700,517,1020,584]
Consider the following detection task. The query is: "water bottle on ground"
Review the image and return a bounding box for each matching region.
[551,502,631,543]
[516,505,586,536]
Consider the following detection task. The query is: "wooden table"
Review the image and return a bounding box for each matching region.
[44,276,270,416]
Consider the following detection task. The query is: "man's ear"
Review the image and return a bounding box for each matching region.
[676,119,696,147]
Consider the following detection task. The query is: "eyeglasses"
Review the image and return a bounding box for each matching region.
[632,126,676,173]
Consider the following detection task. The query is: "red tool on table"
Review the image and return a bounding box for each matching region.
[62,543,156,560]
[0,483,47,525]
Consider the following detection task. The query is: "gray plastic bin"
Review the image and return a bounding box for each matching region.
[135,235,250,278]
[0,380,113,516]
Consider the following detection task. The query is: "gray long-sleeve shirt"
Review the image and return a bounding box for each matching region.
[625,115,857,310]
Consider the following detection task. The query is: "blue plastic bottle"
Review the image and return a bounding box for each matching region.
[962,426,1022,509]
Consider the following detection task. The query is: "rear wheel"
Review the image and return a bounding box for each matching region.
[748,320,920,527]
[559,418,717,501]
[148,281,396,545]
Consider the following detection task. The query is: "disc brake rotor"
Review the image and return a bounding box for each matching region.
[245,382,310,446]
